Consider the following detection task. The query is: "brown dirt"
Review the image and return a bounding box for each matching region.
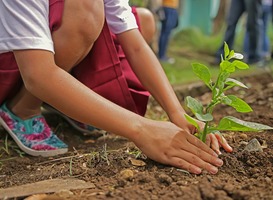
[1,70,273,200]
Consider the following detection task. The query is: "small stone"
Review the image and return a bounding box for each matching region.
[238,133,248,140]
[265,177,271,184]
[223,183,235,194]
[120,169,134,180]
[157,174,172,185]
[130,158,146,167]
[151,195,158,200]
[252,173,259,178]
[243,138,263,152]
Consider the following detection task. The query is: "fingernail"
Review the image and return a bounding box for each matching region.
[213,152,218,157]
[193,168,202,174]
[210,166,218,174]
[216,159,223,166]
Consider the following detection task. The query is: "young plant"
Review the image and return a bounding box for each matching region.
[185,42,273,143]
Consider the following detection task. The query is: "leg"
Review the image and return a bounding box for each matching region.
[216,0,245,59]
[245,0,263,63]
[52,0,104,71]
[9,0,104,120]
[1,0,104,156]
[158,7,178,60]
[261,4,271,57]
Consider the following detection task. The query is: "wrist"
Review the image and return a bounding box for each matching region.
[124,116,146,143]
[126,117,154,147]
[168,109,187,124]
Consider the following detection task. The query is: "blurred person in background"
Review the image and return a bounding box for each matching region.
[215,0,263,65]
[244,0,272,62]
[158,0,179,64]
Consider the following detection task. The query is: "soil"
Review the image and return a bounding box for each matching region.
[1,69,273,200]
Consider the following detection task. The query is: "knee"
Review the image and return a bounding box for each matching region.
[136,8,156,44]
[77,0,104,43]
[53,0,104,69]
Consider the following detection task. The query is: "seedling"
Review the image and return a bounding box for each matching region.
[185,42,273,142]
[0,134,25,157]
[69,157,74,176]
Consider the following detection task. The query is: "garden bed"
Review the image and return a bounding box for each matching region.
[1,70,273,200]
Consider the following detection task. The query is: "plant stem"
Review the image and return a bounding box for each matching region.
[201,121,209,142]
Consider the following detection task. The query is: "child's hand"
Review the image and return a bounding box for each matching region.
[133,120,224,175]
[205,133,233,155]
[173,116,233,155]
[190,120,233,155]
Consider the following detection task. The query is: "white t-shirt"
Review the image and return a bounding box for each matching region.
[104,0,138,34]
[0,0,138,54]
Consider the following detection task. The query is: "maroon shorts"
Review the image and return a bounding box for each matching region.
[0,1,149,116]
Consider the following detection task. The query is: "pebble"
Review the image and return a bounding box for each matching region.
[130,159,146,167]
[238,133,248,140]
[120,169,134,180]
[157,174,172,185]
[265,177,271,184]
[151,195,158,200]
[243,138,263,152]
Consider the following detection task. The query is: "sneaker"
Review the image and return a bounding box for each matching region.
[159,57,175,64]
[0,103,68,157]
[42,104,106,137]
[247,58,267,68]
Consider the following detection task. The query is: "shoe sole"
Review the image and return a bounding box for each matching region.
[0,117,68,157]
[42,104,106,137]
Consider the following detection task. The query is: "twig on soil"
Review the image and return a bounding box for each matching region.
[177,169,191,175]
[0,156,20,162]
[69,157,73,176]
[36,147,121,166]
[36,154,92,165]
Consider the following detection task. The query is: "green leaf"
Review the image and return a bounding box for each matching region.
[184,114,200,132]
[224,95,252,113]
[192,63,211,87]
[222,95,232,104]
[225,78,248,90]
[220,60,235,72]
[185,96,203,114]
[195,113,213,122]
[227,50,235,60]
[218,71,230,91]
[231,60,249,70]
[185,96,213,122]
[213,116,273,131]
[224,42,230,59]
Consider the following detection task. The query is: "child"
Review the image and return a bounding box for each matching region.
[0,0,232,175]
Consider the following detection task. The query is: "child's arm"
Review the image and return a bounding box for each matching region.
[116,29,232,153]
[14,49,223,174]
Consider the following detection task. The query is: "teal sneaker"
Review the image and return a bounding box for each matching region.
[0,103,68,157]
[42,104,106,137]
